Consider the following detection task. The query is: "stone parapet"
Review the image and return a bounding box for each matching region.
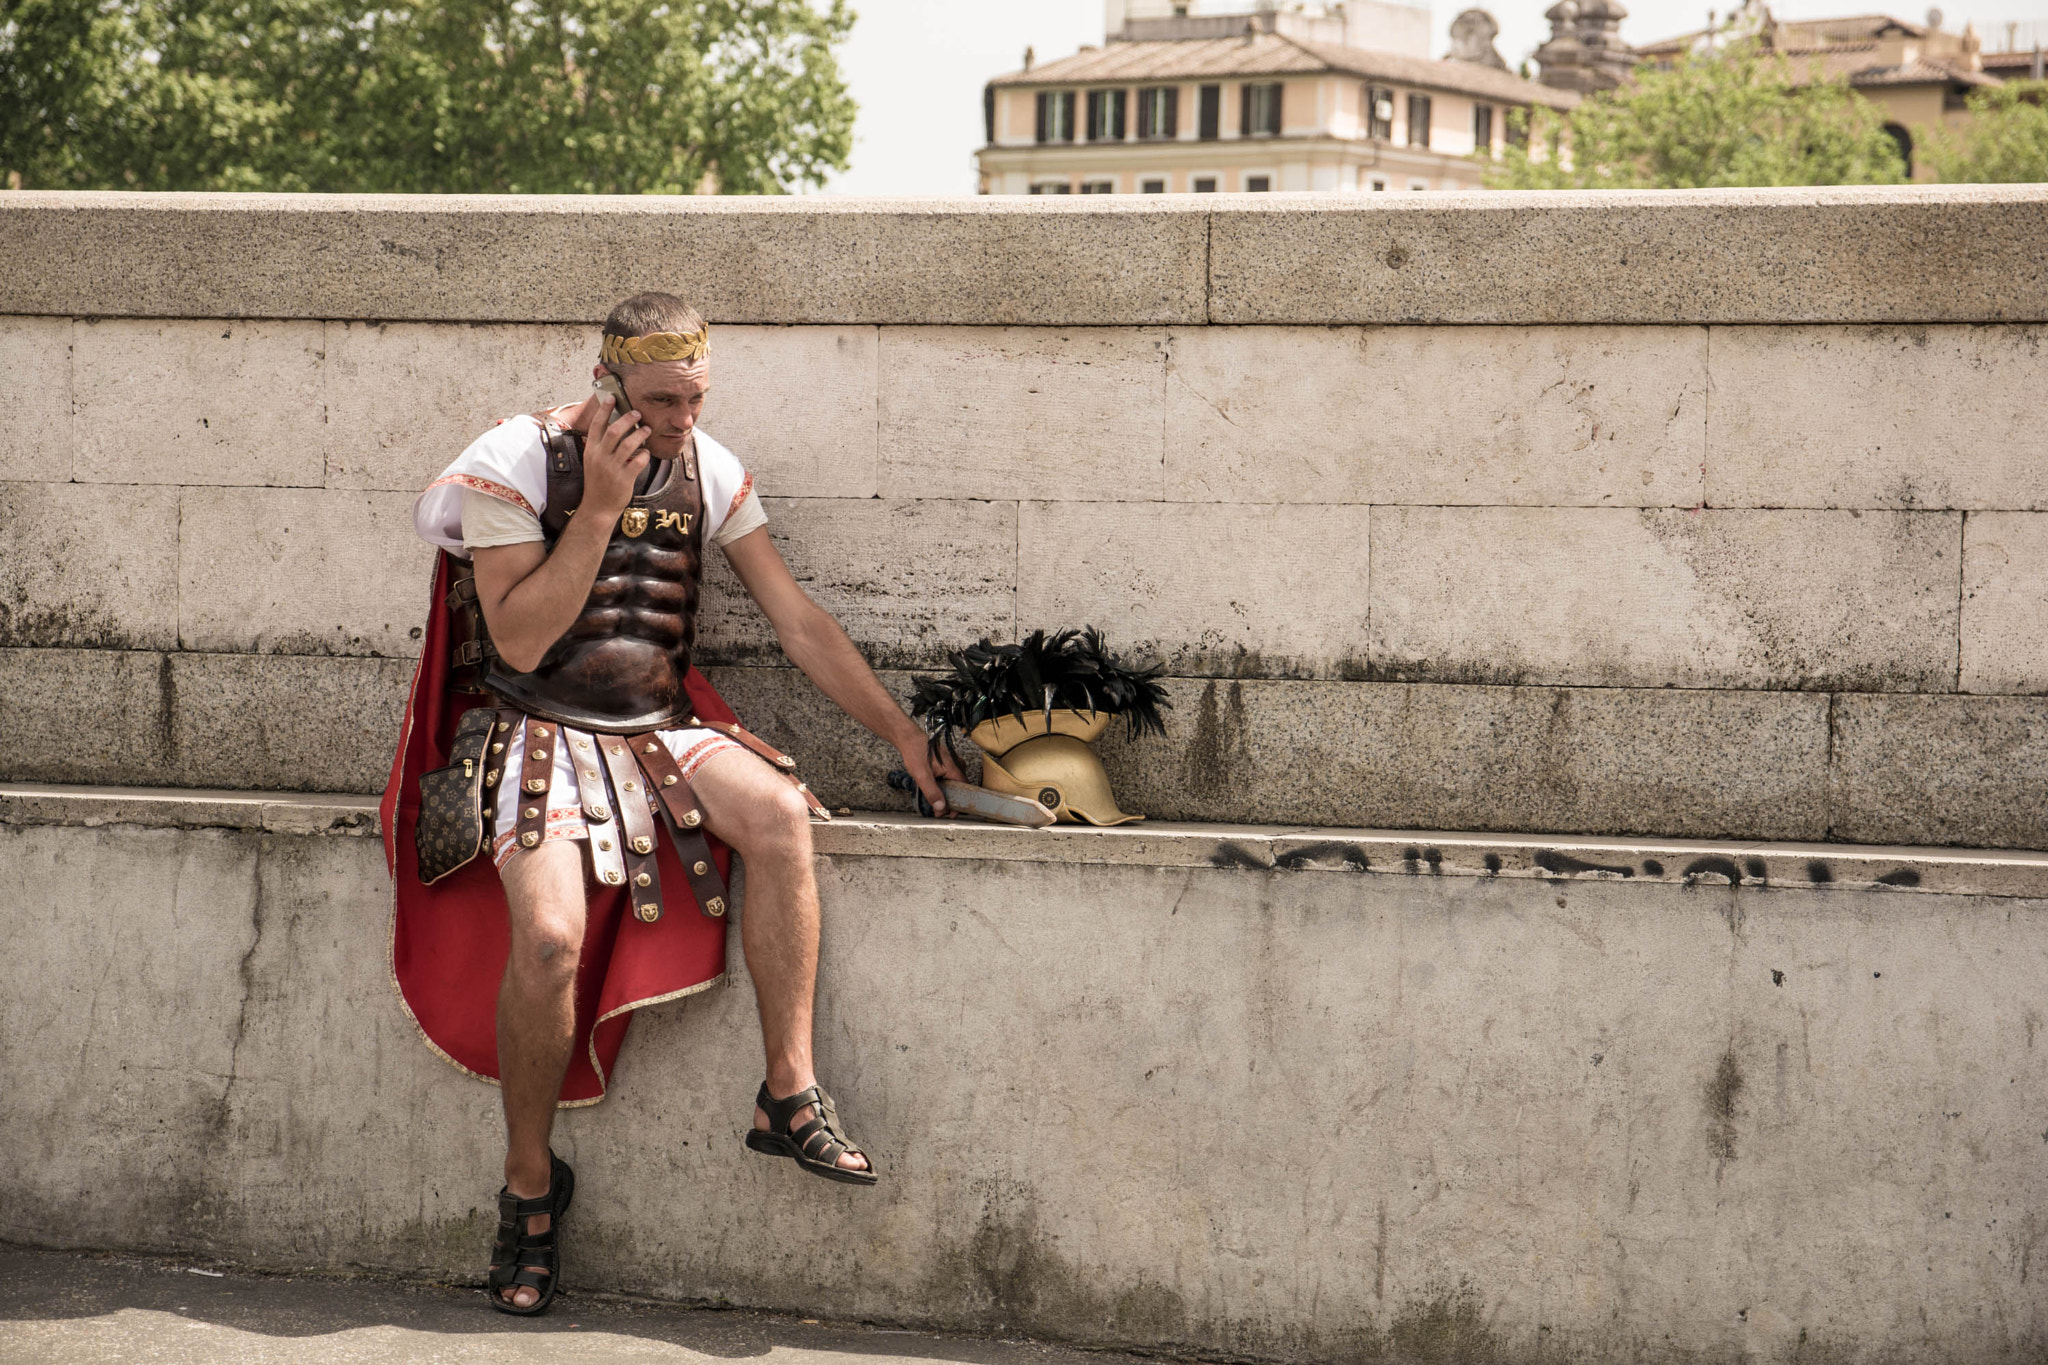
[2,187,2044,326]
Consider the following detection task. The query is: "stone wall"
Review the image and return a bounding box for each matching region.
[3,187,2046,846]
[8,794,2048,1364]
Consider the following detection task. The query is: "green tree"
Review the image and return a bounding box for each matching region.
[1488,44,1907,188]
[1923,82,2048,183]
[0,0,855,193]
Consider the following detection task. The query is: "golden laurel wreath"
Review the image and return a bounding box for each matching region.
[599,328,711,365]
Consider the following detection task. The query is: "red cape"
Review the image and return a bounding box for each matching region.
[382,552,734,1106]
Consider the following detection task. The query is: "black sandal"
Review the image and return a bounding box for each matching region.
[744,1083,879,1186]
[487,1151,574,1315]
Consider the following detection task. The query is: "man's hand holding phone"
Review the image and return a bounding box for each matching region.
[579,388,651,517]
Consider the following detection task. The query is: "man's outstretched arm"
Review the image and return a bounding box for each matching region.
[722,528,964,815]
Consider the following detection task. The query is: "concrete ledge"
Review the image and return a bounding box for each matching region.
[3,187,2043,326]
[7,797,2048,1361]
[9,783,2045,900]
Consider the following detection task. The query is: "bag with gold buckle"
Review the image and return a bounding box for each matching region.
[415,706,503,884]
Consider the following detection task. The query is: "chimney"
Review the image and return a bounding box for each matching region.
[1023,45,1035,70]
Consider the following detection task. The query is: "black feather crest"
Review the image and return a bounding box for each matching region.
[911,628,1170,765]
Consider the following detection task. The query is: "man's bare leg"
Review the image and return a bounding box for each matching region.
[690,747,868,1173]
[494,839,589,1305]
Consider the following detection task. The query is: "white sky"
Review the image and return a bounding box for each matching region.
[816,0,2048,195]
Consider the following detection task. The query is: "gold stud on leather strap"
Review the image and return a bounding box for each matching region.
[598,839,613,851]
[525,778,545,792]
[706,897,727,917]
[603,870,622,884]
[663,775,677,787]
[491,742,504,754]
[624,781,638,792]
[637,903,660,923]
[521,831,540,847]
[485,769,499,784]
[635,872,652,887]
[497,721,511,732]
[644,742,659,754]
[589,805,610,821]
[682,810,701,828]
[693,860,709,876]
[633,836,653,854]
[777,755,796,768]
[530,749,548,761]
[523,807,539,819]
[532,726,550,738]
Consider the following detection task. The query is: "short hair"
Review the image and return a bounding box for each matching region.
[603,291,705,342]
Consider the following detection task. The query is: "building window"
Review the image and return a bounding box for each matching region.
[1193,176,1217,192]
[1198,84,1222,140]
[1408,179,1428,190]
[1086,89,1127,142]
[1365,86,1394,140]
[1883,122,1914,176]
[1407,94,1431,147]
[1369,177,1387,191]
[1137,86,1179,140]
[1080,179,1116,194]
[984,85,996,144]
[1245,175,1271,191]
[1035,91,1075,144]
[1141,178,1167,193]
[1473,103,1493,150]
[1030,180,1073,194]
[1241,82,1282,137]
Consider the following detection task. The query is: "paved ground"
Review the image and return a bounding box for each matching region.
[0,1247,1158,1365]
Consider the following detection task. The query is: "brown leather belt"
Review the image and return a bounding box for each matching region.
[491,711,820,924]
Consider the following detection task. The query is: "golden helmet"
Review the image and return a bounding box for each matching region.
[978,735,1141,827]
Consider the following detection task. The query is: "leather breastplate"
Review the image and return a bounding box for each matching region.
[483,422,707,732]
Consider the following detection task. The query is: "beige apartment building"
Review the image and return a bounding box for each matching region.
[1627,5,2009,178]
[978,2,1577,194]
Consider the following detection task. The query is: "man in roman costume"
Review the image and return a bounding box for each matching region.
[383,292,961,1314]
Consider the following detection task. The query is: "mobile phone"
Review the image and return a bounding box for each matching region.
[592,373,644,432]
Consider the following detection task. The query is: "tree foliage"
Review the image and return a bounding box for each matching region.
[1488,44,1907,189]
[0,0,855,193]
[1922,82,2048,183]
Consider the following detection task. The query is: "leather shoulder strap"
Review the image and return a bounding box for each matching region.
[538,421,584,540]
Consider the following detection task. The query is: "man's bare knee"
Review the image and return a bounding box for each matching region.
[511,913,584,977]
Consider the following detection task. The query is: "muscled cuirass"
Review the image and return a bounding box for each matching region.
[483,422,707,732]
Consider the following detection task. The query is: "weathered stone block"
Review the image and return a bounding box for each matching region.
[0,317,71,481]
[0,648,174,785]
[178,488,432,658]
[0,482,178,650]
[1829,692,2048,849]
[72,319,324,487]
[1371,507,1962,691]
[709,327,879,498]
[169,652,412,792]
[324,320,596,492]
[1708,325,2048,509]
[1206,186,2048,325]
[878,328,1166,500]
[1164,325,1707,507]
[1096,677,1831,839]
[697,498,1015,670]
[1962,512,2048,695]
[1016,501,1371,679]
[705,665,925,812]
[0,195,1211,325]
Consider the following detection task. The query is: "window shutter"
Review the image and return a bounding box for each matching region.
[1268,83,1282,134]
[1064,92,1077,142]
[1199,85,1221,139]
[1036,92,1048,144]
[1164,87,1179,138]
[1113,90,1127,140]
[985,86,996,145]
[1086,90,1101,141]
[1240,84,1252,136]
